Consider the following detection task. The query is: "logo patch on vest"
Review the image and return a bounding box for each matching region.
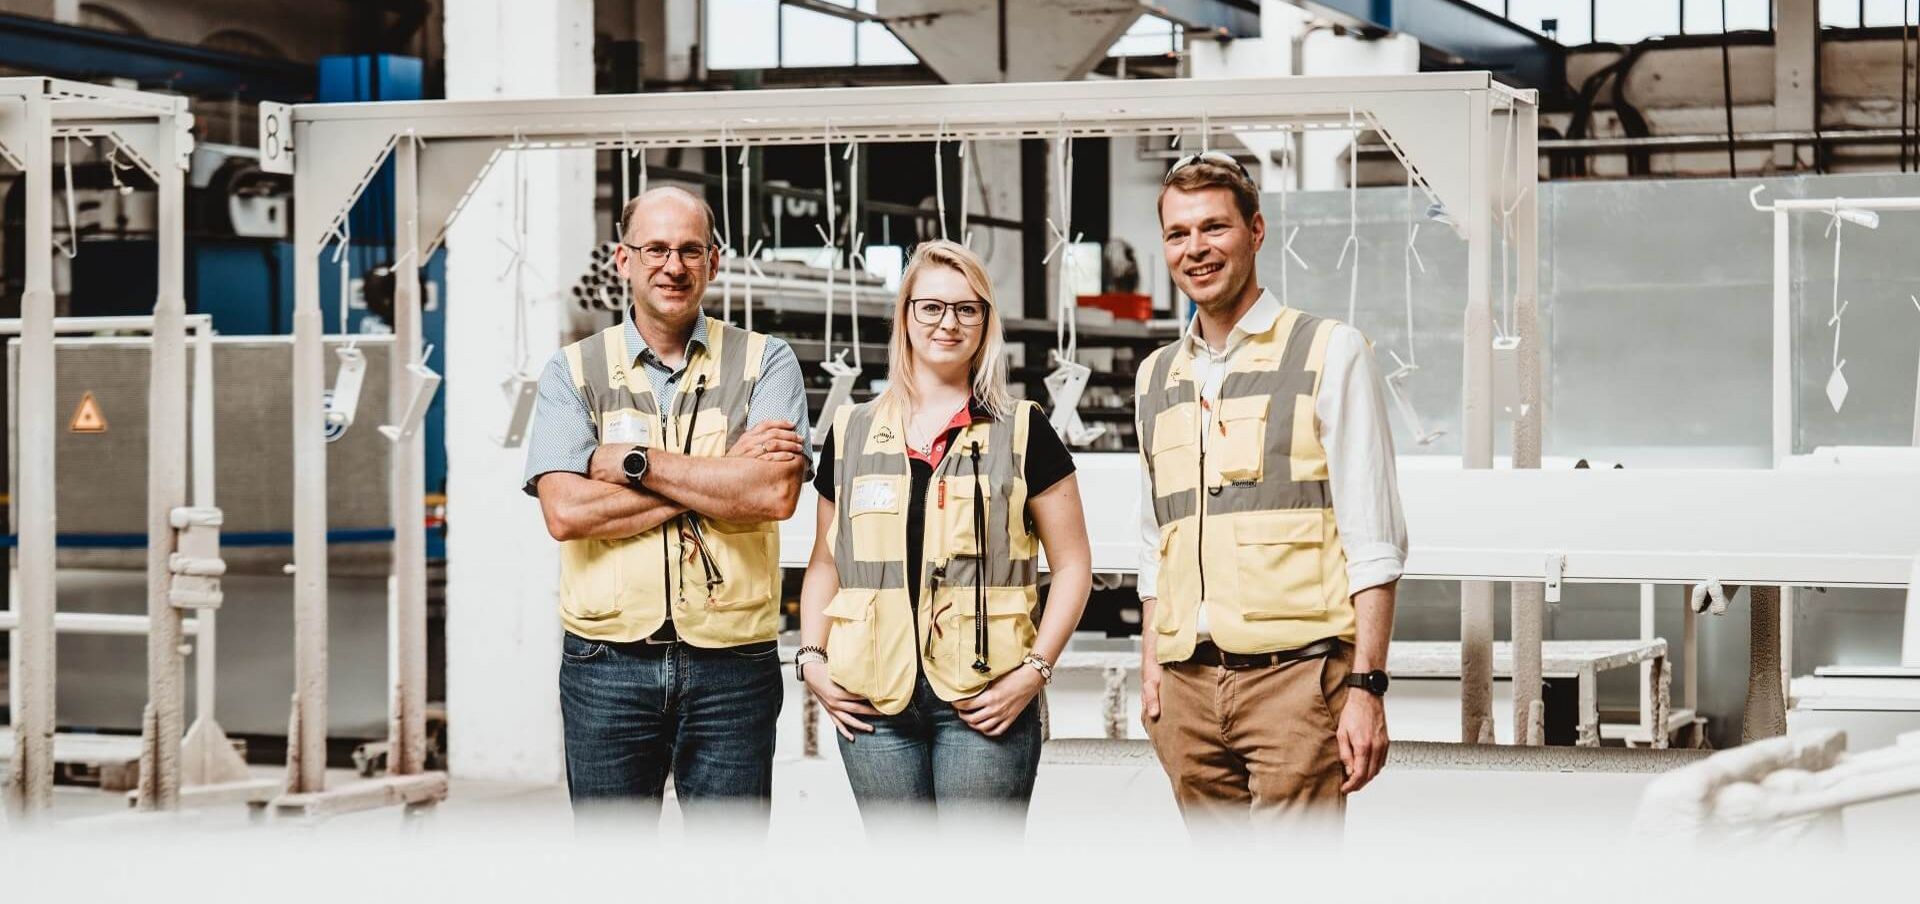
[874,425,895,444]
[603,411,651,445]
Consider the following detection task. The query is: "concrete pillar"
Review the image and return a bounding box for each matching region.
[1773,0,1818,171]
[442,0,593,784]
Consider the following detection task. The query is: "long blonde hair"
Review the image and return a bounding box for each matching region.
[875,239,1016,421]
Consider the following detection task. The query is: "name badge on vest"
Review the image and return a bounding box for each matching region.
[602,411,651,446]
[849,475,901,515]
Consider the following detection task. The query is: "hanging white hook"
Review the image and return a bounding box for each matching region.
[932,117,948,241]
[1336,107,1360,325]
[958,139,973,249]
[56,134,91,259]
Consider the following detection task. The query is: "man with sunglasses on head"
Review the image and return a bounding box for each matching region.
[523,185,810,830]
[1135,153,1407,833]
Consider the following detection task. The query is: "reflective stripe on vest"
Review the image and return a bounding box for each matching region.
[1135,308,1354,665]
[556,316,781,647]
[821,398,1040,714]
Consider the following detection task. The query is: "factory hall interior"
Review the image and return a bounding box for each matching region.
[5,0,1920,895]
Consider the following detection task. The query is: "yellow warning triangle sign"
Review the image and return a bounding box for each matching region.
[68,390,108,433]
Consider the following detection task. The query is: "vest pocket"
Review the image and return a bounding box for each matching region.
[824,588,879,698]
[1152,523,1183,635]
[1211,394,1269,484]
[936,586,1035,698]
[702,518,777,610]
[847,475,907,562]
[1232,510,1328,620]
[935,474,981,558]
[558,539,627,622]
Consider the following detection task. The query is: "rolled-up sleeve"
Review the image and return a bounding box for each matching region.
[749,337,814,477]
[1317,325,1409,594]
[522,350,598,497]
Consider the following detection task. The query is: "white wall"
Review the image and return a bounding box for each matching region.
[442,0,594,785]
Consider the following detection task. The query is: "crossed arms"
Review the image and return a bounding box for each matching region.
[536,420,807,541]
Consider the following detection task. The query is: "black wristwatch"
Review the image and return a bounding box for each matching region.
[621,445,650,487]
[1345,669,1390,697]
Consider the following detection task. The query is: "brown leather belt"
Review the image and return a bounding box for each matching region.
[1183,637,1338,670]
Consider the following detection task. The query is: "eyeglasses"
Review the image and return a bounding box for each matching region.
[1163,150,1253,184]
[908,298,988,327]
[622,242,713,266]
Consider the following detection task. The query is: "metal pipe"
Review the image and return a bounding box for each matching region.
[137,108,189,811]
[1509,99,1545,746]
[0,314,213,334]
[389,134,427,776]
[289,117,329,795]
[8,92,57,816]
[1772,209,1791,465]
[1462,128,1913,153]
[191,316,217,725]
[0,611,202,636]
[1765,195,1920,212]
[1460,90,1496,745]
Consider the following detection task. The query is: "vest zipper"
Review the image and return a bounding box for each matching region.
[1196,403,1208,605]
[660,402,673,615]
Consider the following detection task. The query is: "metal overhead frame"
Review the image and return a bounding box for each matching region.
[278,73,1541,775]
[1,316,280,811]
[1749,187,1920,732]
[1,77,196,818]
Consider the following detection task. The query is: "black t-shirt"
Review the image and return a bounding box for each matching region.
[814,403,1076,605]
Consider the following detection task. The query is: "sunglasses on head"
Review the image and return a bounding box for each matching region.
[1163,150,1253,184]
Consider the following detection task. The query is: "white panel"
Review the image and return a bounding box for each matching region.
[782,454,1920,590]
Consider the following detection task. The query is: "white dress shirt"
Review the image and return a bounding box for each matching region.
[1136,289,1408,626]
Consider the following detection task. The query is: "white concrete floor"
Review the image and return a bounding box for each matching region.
[8,671,1919,904]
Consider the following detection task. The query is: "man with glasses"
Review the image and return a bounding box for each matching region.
[1135,153,1407,832]
[524,185,811,828]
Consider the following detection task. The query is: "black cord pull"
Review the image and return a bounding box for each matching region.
[970,440,989,674]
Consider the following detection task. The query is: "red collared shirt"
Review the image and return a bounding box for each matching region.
[906,404,975,470]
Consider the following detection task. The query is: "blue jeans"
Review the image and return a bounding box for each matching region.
[559,632,783,829]
[836,673,1043,825]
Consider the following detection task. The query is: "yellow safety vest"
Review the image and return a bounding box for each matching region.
[821,398,1042,714]
[556,317,781,646]
[1135,307,1354,665]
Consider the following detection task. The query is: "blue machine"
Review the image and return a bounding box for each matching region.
[190,54,449,558]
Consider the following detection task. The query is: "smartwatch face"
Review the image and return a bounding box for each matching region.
[624,448,646,479]
[1365,671,1390,695]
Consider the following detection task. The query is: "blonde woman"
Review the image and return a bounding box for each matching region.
[797,240,1091,820]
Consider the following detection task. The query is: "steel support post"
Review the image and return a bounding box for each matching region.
[137,110,189,810]
[6,92,55,817]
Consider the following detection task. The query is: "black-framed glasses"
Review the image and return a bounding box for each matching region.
[622,242,713,266]
[1163,150,1253,184]
[908,298,989,326]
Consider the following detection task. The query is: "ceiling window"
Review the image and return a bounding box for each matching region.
[706,0,921,70]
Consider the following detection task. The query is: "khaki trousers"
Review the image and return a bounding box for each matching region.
[1144,641,1353,832]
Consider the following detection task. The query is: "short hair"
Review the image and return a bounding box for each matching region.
[1157,159,1261,226]
[618,186,717,244]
